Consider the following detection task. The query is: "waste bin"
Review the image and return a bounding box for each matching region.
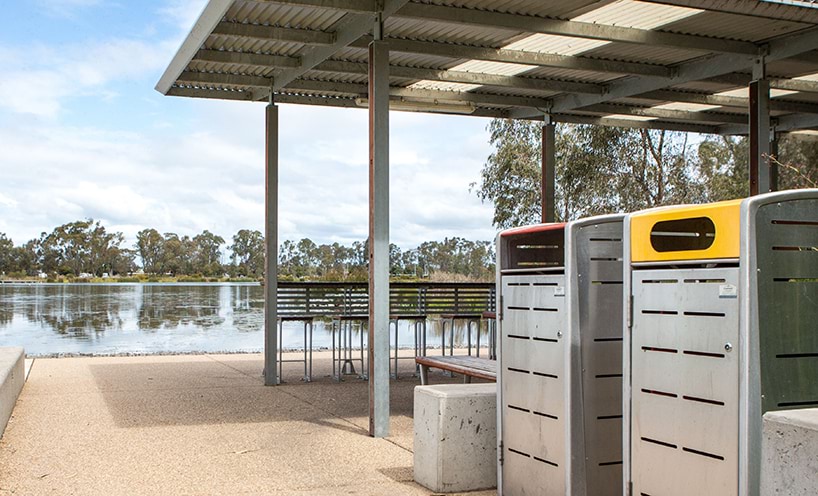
[497,214,625,496]
[624,189,818,496]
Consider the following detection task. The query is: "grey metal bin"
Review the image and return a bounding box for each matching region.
[623,189,818,496]
[497,214,625,496]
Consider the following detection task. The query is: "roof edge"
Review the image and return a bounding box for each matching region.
[155,0,235,95]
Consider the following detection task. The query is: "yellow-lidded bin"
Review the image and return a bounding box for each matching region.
[629,199,742,262]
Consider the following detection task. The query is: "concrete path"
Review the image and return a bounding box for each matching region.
[0,352,496,496]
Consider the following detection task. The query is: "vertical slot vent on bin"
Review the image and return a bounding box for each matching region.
[650,217,716,252]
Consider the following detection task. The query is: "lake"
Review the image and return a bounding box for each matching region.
[0,283,479,356]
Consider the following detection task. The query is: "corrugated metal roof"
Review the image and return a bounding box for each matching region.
[157,0,818,133]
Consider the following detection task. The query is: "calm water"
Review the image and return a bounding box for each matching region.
[0,283,477,357]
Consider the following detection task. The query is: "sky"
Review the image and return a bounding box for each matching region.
[0,0,498,251]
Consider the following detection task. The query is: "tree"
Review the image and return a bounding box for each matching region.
[474,119,707,228]
[230,229,264,277]
[775,135,818,189]
[136,228,164,274]
[0,233,13,274]
[192,230,225,276]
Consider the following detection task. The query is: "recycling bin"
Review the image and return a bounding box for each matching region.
[624,189,818,496]
[497,214,625,496]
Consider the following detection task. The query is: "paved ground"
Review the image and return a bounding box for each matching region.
[0,352,496,496]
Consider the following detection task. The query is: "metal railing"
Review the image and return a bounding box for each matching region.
[276,281,496,317]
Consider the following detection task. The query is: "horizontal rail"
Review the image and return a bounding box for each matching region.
[276,281,495,318]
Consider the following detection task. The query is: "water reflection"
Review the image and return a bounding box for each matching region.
[0,283,486,357]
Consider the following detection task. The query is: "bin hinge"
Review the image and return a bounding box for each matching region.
[627,294,633,329]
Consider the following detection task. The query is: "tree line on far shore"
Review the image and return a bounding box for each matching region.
[0,221,495,282]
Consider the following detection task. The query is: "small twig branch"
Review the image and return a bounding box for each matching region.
[764,153,818,188]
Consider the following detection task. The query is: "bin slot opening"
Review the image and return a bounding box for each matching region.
[507,282,531,286]
[774,278,818,283]
[598,414,623,420]
[508,448,530,458]
[642,279,678,284]
[641,346,678,354]
[592,280,623,285]
[533,307,559,312]
[507,334,530,340]
[533,282,558,286]
[595,337,623,342]
[533,336,558,343]
[590,257,622,262]
[532,371,558,379]
[776,353,818,358]
[533,410,559,420]
[650,217,716,252]
[641,310,679,315]
[683,311,726,317]
[590,237,622,242]
[508,306,530,311]
[533,456,559,468]
[641,437,677,450]
[682,447,724,461]
[682,395,725,406]
[599,461,623,466]
[641,388,678,398]
[772,219,818,227]
[508,405,530,413]
[596,373,623,378]
[772,246,818,251]
[683,350,725,359]
[683,278,726,283]
[778,400,818,407]
[507,367,530,374]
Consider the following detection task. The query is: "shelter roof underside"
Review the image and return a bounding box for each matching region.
[158,0,818,135]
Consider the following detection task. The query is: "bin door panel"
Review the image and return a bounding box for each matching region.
[754,199,818,414]
[630,267,739,496]
[502,274,567,496]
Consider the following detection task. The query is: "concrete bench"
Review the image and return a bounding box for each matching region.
[413,384,497,493]
[415,355,496,385]
[762,408,818,495]
[0,347,25,439]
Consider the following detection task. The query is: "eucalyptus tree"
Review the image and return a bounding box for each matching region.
[230,229,264,277]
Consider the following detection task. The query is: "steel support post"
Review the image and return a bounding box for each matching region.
[770,133,779,192]
[264,102,280,386]
[368,27,390,438]
[749,76,771,195]
[541,117,556,223]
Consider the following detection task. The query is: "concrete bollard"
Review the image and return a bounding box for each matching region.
[762,408,818,495]
[413,384,497,493]
[0,347,25,440]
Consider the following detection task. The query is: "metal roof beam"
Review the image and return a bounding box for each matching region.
[639,0,818,24]
[156,0,233,95]
[212,21,335,44]
[348,37,672,77]
[773,112,818,132]
[195,49,301,67]
[394,3,759,55]
[708,73,818,93]
[314,59,605,94]
[269,0,410,92]
[551,113,721,134]
[247,0,378,13]
[178,70,271,87]
[581,102,748,124]
[529,25,818,116]
[637,89,818,114]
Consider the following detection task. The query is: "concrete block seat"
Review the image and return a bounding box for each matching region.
[0,347,25,439]
[414,383,497,493]
[762,408,818,495]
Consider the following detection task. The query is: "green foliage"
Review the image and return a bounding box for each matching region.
[474,119,759,227]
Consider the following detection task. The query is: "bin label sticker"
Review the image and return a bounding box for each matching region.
[554,286,566,297]
[719,284,738,298]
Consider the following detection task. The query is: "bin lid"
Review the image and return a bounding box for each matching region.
[630,199,742,263]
